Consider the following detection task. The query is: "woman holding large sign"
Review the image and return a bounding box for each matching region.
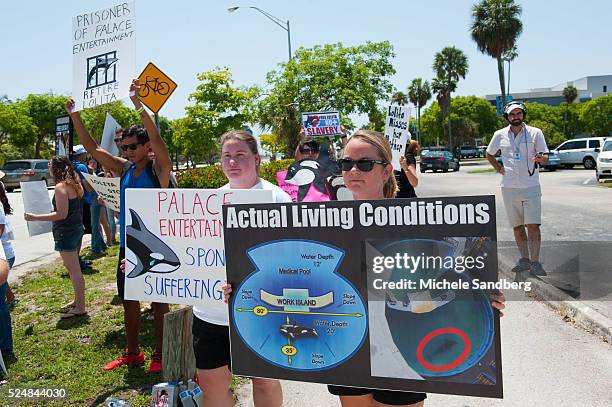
[192,130,290,407]
[329,130,505,407]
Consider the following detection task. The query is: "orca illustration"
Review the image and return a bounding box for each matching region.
[125,209,180,278]
[87,57,118,87]
[280,322,318,340]
[285,159,329,202]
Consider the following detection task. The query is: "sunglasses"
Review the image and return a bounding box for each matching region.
[339,158,388,172]
[121,142,145,151]
[114,137,122,142]
[299,146,320,154]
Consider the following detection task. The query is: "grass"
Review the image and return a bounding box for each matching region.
[0,245,166,406]
[468,168,496,174]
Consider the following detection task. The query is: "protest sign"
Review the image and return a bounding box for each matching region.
[224,196,504,398]
[100,113,121,157]
[384,105,412,170]
[21,181,53,237]
[72,2,136,111]
[137,62,177,113]
[82,173,120,212]
[55,115,73,158]
[123,188,272,308]
[301,111,343,138]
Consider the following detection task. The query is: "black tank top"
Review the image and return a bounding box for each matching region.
[52,194,83,236]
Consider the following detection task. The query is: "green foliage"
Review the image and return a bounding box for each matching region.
[581,94,612,137]
[258,41,396,155]
[0,101,37,163]
[19,93,66,158]
[184,67,260,160]
[259,133,287,157]
[562,85,578,104]
[177,159,293,189]
[79,101,140,142]
[391,91,408,105]
[528,119,565,147]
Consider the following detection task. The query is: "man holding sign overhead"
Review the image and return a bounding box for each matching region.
[65,79,173,374]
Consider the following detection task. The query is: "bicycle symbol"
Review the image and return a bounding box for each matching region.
[139,76,170,98]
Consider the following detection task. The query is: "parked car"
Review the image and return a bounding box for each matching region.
[0,159,55,192]
[458,145,480,159]
[477,146,487,158]
[596,139,612,182]
[552,137,606,169]
[420,151,460,173]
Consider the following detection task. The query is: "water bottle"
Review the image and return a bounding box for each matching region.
[191,386,204,407]
[179,390,196,407]
[105,396,129,407]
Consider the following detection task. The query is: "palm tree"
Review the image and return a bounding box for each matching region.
[407,78,432,144]
[431,77,456,146]
[432,46,468,149]
[391,91,409,106]
[562,85,578,136]
[470,0,522,109]
[502,44,519,96]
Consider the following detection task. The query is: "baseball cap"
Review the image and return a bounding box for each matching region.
[73,144,87,155]
[504,102,525,115]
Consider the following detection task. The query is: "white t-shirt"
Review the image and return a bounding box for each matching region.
[487,124,548,188]
[192,178,292,326]
[0,206,15,260]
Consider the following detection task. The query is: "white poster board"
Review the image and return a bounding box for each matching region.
[384,105,412,170]
[21,181,53,237]
[72,2,136,111]
[82,173,120,212]
[123,189,273,308]
[301,111,342,138]
[100,113,121,157]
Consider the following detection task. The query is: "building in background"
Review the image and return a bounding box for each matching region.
[485,75,611,107]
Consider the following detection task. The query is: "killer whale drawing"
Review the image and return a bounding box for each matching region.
[284,159,330,202]
[125,209,181,278]
[87,56,118,87]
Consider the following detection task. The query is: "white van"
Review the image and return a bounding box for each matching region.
[553,137,606,169]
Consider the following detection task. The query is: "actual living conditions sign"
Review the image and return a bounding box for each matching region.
[72,2,136,111]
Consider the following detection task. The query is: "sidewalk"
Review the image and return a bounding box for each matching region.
[235,254,612,406]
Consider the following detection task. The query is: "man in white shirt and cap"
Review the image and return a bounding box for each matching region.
[486,102,549,276]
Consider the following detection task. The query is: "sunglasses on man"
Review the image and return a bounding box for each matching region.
[114,137,122,143]
[121,142,145,151]
[299,146,320,154]
[338,158,388,172]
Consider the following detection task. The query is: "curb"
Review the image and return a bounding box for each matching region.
[497,252,612,343]
[7,253,61,284]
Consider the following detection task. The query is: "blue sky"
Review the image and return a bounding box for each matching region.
[1,0,610,126]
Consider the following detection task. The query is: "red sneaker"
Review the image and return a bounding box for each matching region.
[103,349,145,371]
[148,351,162,374]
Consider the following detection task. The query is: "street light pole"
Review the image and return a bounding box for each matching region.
[228,6,292,61]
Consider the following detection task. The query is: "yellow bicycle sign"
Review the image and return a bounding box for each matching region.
[137,62,177,113]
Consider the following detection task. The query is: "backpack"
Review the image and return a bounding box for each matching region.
[120,160,177,188]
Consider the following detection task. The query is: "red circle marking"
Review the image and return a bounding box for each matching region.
[416,327,471,372]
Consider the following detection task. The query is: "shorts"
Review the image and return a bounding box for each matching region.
[53,230,84,252]
[117,247,126,299]
[328,385,427,405]
[501,186,542,227]
[192,316,231,370]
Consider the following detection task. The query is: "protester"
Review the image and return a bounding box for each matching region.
[294,139,321,161]
[89,159,115,246]
[198,130,289,407]
[395,139,420,198]
[24,156,87,319]
[0,243,11,366]
[486,102,549,276]
[65,79,173,374]
[0,181,17,307]
[327,130,506,407]
[73,145,106,255]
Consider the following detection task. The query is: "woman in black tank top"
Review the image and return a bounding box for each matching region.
[24,157,88,319]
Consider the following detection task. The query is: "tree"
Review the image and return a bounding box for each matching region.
[185,67,260,161]
[432,46,468,148]
[79,101,140,142]
[581,95,612,137]
[0,102,37,163]
[470,0,523,108]
[19,94,66,158]
[502,44,518,95]
[407,78,432,143]
[259,41,396,155]
[562,85,578,136]
[259,133,287,160]
[391,91,408,105]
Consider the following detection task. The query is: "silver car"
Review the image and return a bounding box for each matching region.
[0,159,55,192]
